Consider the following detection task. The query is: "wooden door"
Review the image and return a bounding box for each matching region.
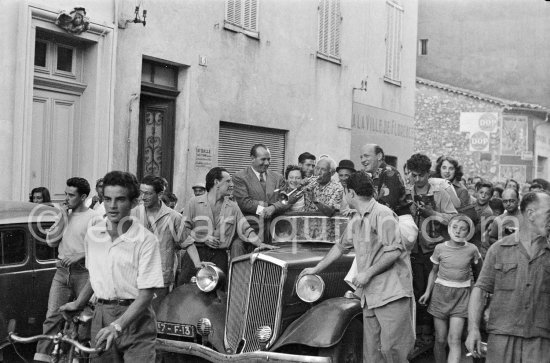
[31,89,80,202]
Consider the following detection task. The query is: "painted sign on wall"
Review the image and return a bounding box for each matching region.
[459,112,499,152]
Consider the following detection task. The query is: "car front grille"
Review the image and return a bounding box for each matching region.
[225,257,284,353]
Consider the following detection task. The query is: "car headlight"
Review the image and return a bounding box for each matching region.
[196,265,225,292]
[296,274,325,303]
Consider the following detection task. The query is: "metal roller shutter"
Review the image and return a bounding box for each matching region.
[219,121,287,176]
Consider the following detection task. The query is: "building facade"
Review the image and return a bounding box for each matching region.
[417,0,550,108]
[1,0,418,206]
[416,78,549,183]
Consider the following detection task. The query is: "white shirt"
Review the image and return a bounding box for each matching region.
[85,216,164,299]
[251,167,264,182]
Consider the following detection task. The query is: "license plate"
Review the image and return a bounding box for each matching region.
[157,321,196,337]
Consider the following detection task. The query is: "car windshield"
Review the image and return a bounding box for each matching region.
[270,212,349,244]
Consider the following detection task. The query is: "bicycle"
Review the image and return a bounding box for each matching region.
[7,308,105,363]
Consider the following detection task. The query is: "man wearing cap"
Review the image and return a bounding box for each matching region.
[192,182,206,197]
[337,159,356,187]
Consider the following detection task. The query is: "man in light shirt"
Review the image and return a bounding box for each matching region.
[61,171,164,362]
[34,177,97,362]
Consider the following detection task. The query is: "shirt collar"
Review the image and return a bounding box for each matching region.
[359,197,377,218]
[251,167,263,181]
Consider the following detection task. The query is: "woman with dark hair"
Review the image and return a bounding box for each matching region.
[284,165,305,212]
[435,156,470,208]
[29,187,52,204]
[505,178,520,194]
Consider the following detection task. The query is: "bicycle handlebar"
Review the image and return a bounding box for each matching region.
[9,332,104,354]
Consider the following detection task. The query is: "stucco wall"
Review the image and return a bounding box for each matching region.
[114,0,418,204]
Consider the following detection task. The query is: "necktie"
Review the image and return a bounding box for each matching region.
[259,173,267,193]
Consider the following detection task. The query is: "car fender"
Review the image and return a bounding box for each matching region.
[155,283,227,353]
[271,297,362,351]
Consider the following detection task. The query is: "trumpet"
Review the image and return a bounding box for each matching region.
[276,176,319,205]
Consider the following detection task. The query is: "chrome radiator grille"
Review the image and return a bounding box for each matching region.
[225,257,284,353]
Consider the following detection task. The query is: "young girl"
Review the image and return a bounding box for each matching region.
[419,215,483,363]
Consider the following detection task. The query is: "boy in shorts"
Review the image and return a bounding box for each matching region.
[419,215,483,363]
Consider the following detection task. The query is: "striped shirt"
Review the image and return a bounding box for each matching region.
[85,216,164,299]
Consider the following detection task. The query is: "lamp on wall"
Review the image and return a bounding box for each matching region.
[132,5,147,26]
[119,4,147,28]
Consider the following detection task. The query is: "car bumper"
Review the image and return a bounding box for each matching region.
[156,339,331,363]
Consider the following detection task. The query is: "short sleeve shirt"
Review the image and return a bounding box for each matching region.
[305,180,343,211]
[337,198,413,309]
[85,216,164,299]
[430,241,481,287]
[475,234,550,338]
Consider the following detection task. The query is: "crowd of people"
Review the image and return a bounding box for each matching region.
[27,143,550,363]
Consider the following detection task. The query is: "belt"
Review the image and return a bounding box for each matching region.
[97,298,135,306]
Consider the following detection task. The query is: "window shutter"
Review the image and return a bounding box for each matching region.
[244,0,258,32]
[385,1,403,81]
[318,0,341,60]
[226,0,258,32]
[219,122,287,176]
[226,0,238,26]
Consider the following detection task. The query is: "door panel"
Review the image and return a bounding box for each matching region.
[138,96,175,189]
[31,90,79,202]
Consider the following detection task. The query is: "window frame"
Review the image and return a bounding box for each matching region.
[0,227,29,268]
[419,38,428,56]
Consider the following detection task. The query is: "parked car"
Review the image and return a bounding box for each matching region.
[0,201,57,351]
[155,212,362,363]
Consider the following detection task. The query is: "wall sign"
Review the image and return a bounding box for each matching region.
[195,147,212,168]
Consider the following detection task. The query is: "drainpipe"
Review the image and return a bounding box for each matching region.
[127,93,140,171]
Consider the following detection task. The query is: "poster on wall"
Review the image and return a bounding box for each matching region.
[501,115,528,156]
[459,112,499,152]
[499,164,527,183]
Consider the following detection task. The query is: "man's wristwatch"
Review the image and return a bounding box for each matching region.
[110,322,122,335]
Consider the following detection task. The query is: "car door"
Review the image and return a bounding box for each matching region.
[0,224,34,336]
[31,221,57,336]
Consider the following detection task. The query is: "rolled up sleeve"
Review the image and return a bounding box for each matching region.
[378,213,404,253]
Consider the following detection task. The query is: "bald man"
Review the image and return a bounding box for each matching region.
[359,144,408,214]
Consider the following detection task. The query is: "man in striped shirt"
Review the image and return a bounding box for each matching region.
[61,171,164,362]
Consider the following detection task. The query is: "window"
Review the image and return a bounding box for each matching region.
[0,229,27,266]
[33,222,57,262]
[317,0,341,63]
[141,60,178,89]
[56,46,74,73]
[384,1,403,84]
[34,30,83,81]
[419,39,428,56]
[219,122,287,176]
[225,0,259,37]
[34,40,48,68]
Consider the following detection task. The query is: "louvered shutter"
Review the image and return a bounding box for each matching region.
[226,0,238,26]
[244,0,258,32]
[218,122,287,176]
[385,1,403,81]
[226,0,258,32]
[318,0,341,59]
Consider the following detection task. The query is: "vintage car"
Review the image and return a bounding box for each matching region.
[0,202,58,354]
[155,212,363,363]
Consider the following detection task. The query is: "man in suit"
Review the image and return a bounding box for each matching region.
[233,144,289,242]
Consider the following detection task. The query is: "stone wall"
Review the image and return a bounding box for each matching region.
[415,83,503,182]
